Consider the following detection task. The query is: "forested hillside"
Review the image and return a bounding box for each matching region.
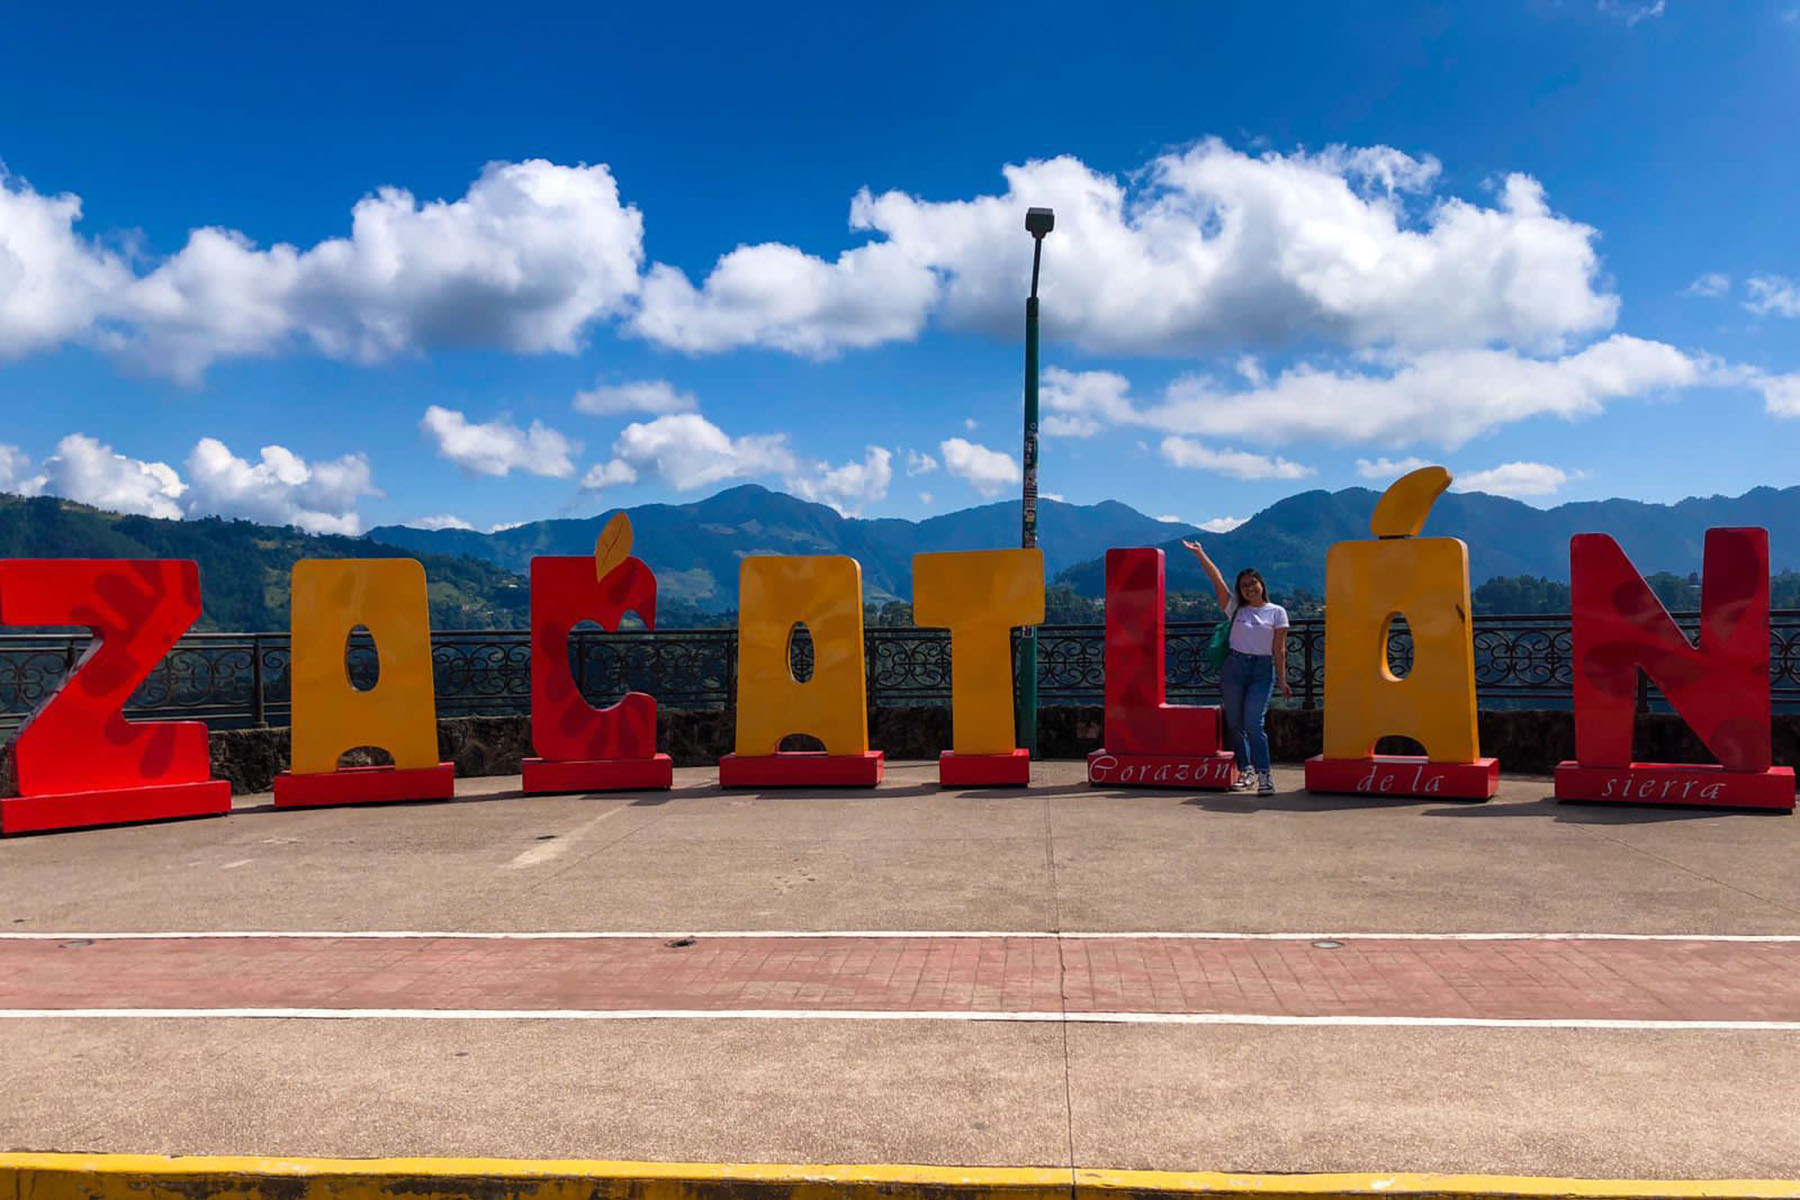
[9,487,1799,632]
[0,495,529,630]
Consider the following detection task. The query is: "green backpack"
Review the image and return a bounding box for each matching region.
[1203,605,1233,671]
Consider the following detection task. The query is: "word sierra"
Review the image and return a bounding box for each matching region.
[0,467,1792,836]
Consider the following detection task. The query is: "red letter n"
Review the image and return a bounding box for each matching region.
[1571,527,1770,772]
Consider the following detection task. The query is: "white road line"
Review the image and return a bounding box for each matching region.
[0,1007,1794,1030]
[504,808,626,869]
[1,930,1797,942]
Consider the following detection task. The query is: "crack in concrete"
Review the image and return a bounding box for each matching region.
[1572,821,1800,920]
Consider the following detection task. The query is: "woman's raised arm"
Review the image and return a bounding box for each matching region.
[1180,539,1232,611]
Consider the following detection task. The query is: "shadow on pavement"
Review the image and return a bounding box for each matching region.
[1422,795,1784,823]
[1182,791,1448,814]
[1180,788,1784,823]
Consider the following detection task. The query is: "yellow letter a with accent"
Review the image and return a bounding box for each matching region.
[914,549,1043,786]
[272,558,455,807]
[1302,466,1498,800]
[720,555,883,787]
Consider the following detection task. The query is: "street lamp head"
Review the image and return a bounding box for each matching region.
[1025,206,1055,238]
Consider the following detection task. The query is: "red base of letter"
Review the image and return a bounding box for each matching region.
[1305,755,1498,800]
[719,751,884,789]
[0,779,231,836]
[938,749,1030,788]
[521,754,674,795]
[1554,761,1795,811]
[1087,750,1237,790]
[273,763,457,808]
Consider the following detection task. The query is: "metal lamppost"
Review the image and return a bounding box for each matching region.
[1018,206,1054,756]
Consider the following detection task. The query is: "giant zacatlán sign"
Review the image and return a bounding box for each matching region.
[0,467,1792,835]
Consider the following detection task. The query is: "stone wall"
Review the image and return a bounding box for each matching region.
[9,705,1800,796]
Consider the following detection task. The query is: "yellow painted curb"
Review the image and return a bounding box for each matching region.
[1,1155,1069,1200]
[1,1156,1796,1200]
[1077,1169,1800,1199]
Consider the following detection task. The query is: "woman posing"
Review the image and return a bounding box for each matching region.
[1181,540,1291,796]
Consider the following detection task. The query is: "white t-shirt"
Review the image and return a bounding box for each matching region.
[1228,602,1289,656]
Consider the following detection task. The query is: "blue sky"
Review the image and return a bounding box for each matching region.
[1,0,1797,536]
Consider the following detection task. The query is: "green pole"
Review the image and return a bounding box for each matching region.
[1019,289,1041,755]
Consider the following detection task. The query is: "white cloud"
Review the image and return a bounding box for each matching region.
[1041,416,1098,437]
[1684,272,1731,299]
[1156,513,1187,523]
[904,449,939,475]
[582,459,639,489]
[939,437,1021,498]
[1356,456,1433,479]
[1145,335,1702,449]
[572,378,696,416]
[1452,461,1575,499]
[1597,0,1665,23]
[1042,491,1066,502]
[633,141,1617,359]
[964,417,979,431]
[630,239,937,356]
[421,405,579,478]
[787,446,893,515]
[1159,437,1313,480]
[1719,365,1800,417]
[1015,340,1795,452]
[1041,367,1135,438]
[133,160,643,381]
[1759,373,1800,416]
[406,514,476,531]
[0,161,644,381]
[582,412,795,493]
[918,490,934,505]
[0,444,33,491]
[489,520,528,532]
[1746,275,1800,318]
[1201,515,1248,533]
[184,438,378,534]
[17,434,185,518]
[0,173,131,358]
[3,433,378,530]
[579,413,889,514]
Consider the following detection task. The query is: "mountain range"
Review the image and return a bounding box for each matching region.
[1056,484,1800,597]
[369,486,1206,607]
[4,480,1799,631]
[372,481,1800,608]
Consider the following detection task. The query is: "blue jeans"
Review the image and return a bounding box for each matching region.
[1220,650,1274,775]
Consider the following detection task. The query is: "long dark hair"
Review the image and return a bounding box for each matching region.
[1234,568,1267,607]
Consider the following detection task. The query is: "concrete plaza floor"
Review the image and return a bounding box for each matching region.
[0,761,1797,1177]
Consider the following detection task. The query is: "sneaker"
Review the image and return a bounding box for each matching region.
[1256,771,1275,796]
[1231,771,1257,791]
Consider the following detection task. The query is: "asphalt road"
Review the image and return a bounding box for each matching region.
[1,761,1796,1175]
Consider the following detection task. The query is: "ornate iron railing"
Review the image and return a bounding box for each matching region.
[5,613,1800,732]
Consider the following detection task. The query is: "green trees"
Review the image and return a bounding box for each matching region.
[12,490,1800,633]
[0,496,529,631]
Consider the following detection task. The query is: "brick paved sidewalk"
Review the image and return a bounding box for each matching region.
[4,933,1797,1021]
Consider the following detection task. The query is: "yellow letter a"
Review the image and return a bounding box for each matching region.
[1321,467,1479,763]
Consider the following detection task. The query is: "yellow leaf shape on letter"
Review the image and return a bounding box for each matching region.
[595,511,633,582]
[1369,466,1452,539]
